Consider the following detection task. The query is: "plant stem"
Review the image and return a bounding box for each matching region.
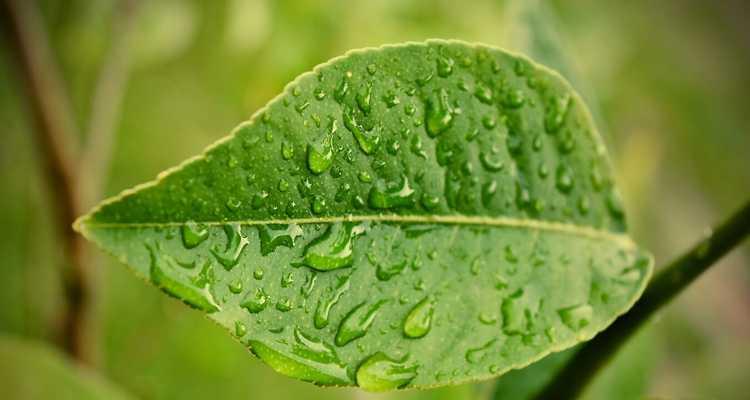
[534,200,750,400]
[0,0,89,361]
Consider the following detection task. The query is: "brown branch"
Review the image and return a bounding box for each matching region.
[0,0,88,360]
[80,0,139,208]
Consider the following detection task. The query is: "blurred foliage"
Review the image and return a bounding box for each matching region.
[0,335,132,399]
[1,0,748,399]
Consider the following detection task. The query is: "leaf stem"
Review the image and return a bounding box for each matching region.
[533,200,750,400]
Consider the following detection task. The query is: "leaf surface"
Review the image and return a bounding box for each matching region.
[76,40,652,391]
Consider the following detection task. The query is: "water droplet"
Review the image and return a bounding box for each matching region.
[335,300,386,346]
[545,93,571,134]
[241,288,269,313]
[253,268,264,280]
[228,279,243,294]
[314,276,350,328]
[147,244,220,312]
[403,297,434,338]
[210,224,249,271]
[281,141,295,160]
[555,164,574,193]
[425,88,453,137]
[366,63,377,75]
[384,91,400,108]
[302,223,365,271]
[482,115,497,129]
[181,221,208,249]
[376,259,407,281]
[307,140,333,175]
[474,83,493,104]
[437,56,454,77]
[281,272,294,288]
[368,175,415,209]
[356,352,417,392]
[558,304,593,331]
[334,76,349,102]
[356,83,373,114]
[249,340,352,386]
[421,193,440,210]
[479,152,504,172]
[502,89,525,108]
[465,339,496,364]
[257,224,304,255]
[235,321,247,337]
[313,87,326,100]
[343,105,380,154]
[276,297,293,312]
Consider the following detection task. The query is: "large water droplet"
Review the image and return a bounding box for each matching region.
[356,352,417,391]
[403,297,434,339]
[148,244,220,312]
[258,224,304,255]
[425,88,453,137]
[335,300,386,346]
[210,224,249,270]
[302,223,365,271]
[249,340,352,386]
[368,175,415,209]
[181,221,208,249]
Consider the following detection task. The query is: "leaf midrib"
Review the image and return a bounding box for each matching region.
[78,214,634,247]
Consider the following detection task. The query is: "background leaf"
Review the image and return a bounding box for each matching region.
[77,40,651,391]
[0,335,133,400]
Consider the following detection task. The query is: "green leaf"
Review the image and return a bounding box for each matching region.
[75,40,652,391]
[0,335,134,400]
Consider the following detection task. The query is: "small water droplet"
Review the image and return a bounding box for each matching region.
[228,279,243,294]
[235,321,247,337]
[465,339,496,364]
[474,83,493,104]
[558,304,593,331]
[276,297,293,312]
[241,288,269,313]
[545,93,571,134]
[376,259,407,281]
[254,268,264,280]
[555,164,574,193]
[437,56,454,77]
[281,141,295,160]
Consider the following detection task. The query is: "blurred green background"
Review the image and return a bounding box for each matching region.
[1,0,748,399]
